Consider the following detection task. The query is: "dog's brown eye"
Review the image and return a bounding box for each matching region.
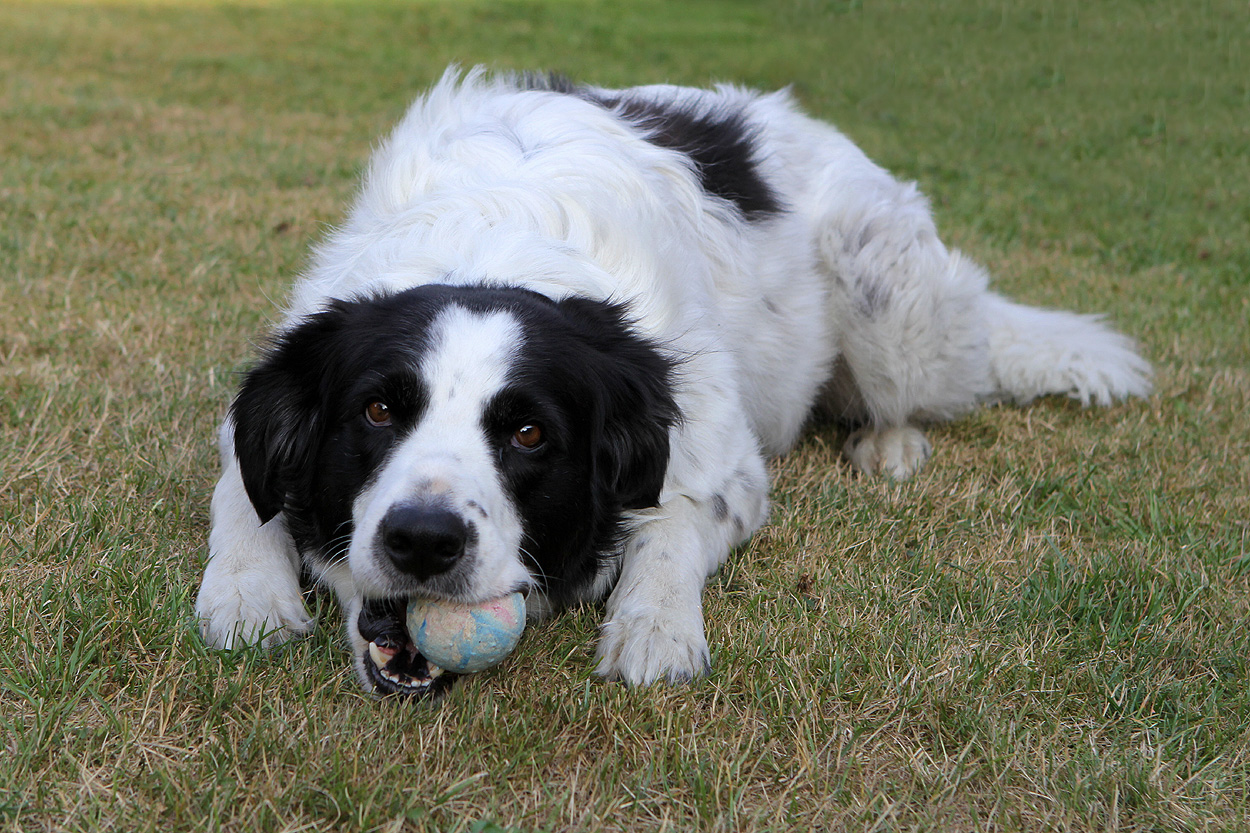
[511,423,543,450]
[365,401,392,427]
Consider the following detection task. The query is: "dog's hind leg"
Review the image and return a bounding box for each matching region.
[812,170,997,478]
[811,166,1150,479]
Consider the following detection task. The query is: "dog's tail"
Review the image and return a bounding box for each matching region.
[982,293,1152,407]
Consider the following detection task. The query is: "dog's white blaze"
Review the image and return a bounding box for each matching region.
[347,306,531,600]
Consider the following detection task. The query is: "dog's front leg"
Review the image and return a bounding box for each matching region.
[594,498,716,685]
[595,456,768,685]
[195,424,314,649]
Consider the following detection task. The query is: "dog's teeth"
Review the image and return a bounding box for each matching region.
[427,662,444,678]
[368,642,390,669]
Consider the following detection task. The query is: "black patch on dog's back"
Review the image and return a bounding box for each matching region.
[521,73,783,221]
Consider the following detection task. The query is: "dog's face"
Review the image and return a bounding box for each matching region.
[229,284,677,694]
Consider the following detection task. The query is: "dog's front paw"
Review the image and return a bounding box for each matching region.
[594,606,711,686]
[194,564,314,649]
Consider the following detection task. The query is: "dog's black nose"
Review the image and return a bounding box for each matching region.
[380,504,469,580]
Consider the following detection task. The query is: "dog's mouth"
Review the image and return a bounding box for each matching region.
[357,598,456,698]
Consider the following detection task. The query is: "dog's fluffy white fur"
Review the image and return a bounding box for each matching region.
[196,68,1151,689]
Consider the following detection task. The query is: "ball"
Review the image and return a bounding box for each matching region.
[407,592,527,674]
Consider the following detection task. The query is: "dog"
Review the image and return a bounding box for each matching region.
[195,67,1151,696]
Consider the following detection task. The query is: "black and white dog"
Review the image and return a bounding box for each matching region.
[195,68,1150,696]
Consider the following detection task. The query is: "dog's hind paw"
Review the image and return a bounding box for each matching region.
[843,424,932,479]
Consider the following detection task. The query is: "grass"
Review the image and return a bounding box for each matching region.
[1,0,1247,829]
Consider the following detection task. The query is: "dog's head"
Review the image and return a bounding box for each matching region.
[230,284,678,694]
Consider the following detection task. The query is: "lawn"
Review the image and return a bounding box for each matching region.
[1,0,1247,830]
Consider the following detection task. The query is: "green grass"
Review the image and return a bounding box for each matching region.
[1,0,1247,830]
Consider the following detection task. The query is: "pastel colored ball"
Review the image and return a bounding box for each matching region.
[407,593,527,674]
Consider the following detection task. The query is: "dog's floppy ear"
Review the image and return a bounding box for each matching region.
[558,297,681,511]
[597,380,675,510]
[230,306,349,524]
